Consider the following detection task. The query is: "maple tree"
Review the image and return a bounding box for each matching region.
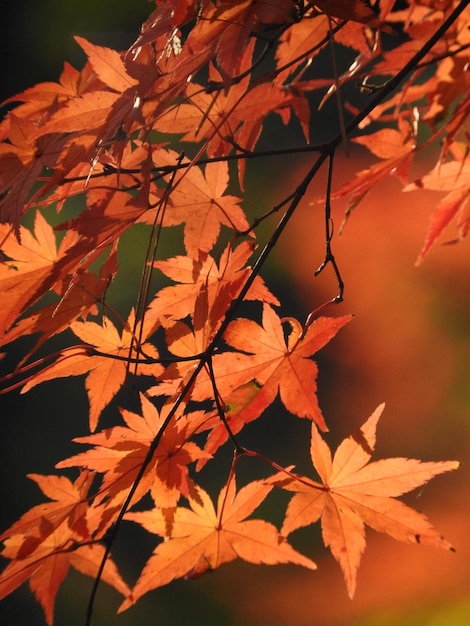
[0,1,468,624]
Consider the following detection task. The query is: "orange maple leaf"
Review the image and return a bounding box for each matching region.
[0,114,68,232]
[154,62,252,159]
[221,305,352,430]
[21,311,162,432]
[119,476,316,611]
[0,469,129,625]
[0,472,93,555]
[154,153,249,258]
[274,404,459,597]
[150,240,278,325]
[0,245,118,361]
[0,521,129,626]
[0,211,76,337]
[327,125,415,226]
[57,393,210,511]
[74,36,138,94]
[404,158,470,264]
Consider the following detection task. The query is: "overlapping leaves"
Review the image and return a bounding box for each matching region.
[0,1,465,624]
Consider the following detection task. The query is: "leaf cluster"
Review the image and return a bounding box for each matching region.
[0,1,467,624]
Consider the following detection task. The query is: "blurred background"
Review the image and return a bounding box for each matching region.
[1,2,469,625]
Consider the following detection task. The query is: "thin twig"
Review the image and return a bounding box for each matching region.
[314,151,344,302]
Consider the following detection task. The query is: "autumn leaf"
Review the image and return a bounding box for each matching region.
[74,36,138,94]
[149,240,278,326]
[0,211,76,337]
[314,0,388,29]
[0,1,468,622]
[157,155,249,258]
[165,2,256,88]
[275,14,330,79]
[2,62,81,122]
[0,472,94,556]
[273,404,459,597]
[0,244,118,361]
[209,0,294,81]
[0,114,68,233]
[30,90,120,139]
[57,393,209,511]
[221,305,352,430]
[0,468,129,625]
[0,521,129,626]
[404,159,470,264]
[153,48,253,159]
[119,476,316,610]
[21,311,162,432]
[155,307,350,429]
[326,125,415,228]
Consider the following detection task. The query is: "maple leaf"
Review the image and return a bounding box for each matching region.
[275,14,331,81]
[153,306,350,466]
[164,2,256,88]
[273,404,459,598]
[150,279,239,399]
[154,81,245,164]
[314,0,388,29]
[404,158,470,264]
[119,476,316,610]
[221,305,352,430]
[55,188,149,248]
[0,244,118,361]
[149,240,278,325]
[0,521,129,626]
[327,124,415,228]
[153,307,350,429]
[1,64,79,122]
[0,211,76,337]
[0,114,67,234]
[57,393,209,512]
[0,1,467,620]
[0,469,129,624]
[30,90,120,139]
[21,311,162,432]
[26,36,141,148]
[0,58,107,132]
[207,0,294,82]
[154,153,249,258]
[155,55,309,186]
[74,36,138,94]
[231,80,312,161]
[0,472,93,556]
